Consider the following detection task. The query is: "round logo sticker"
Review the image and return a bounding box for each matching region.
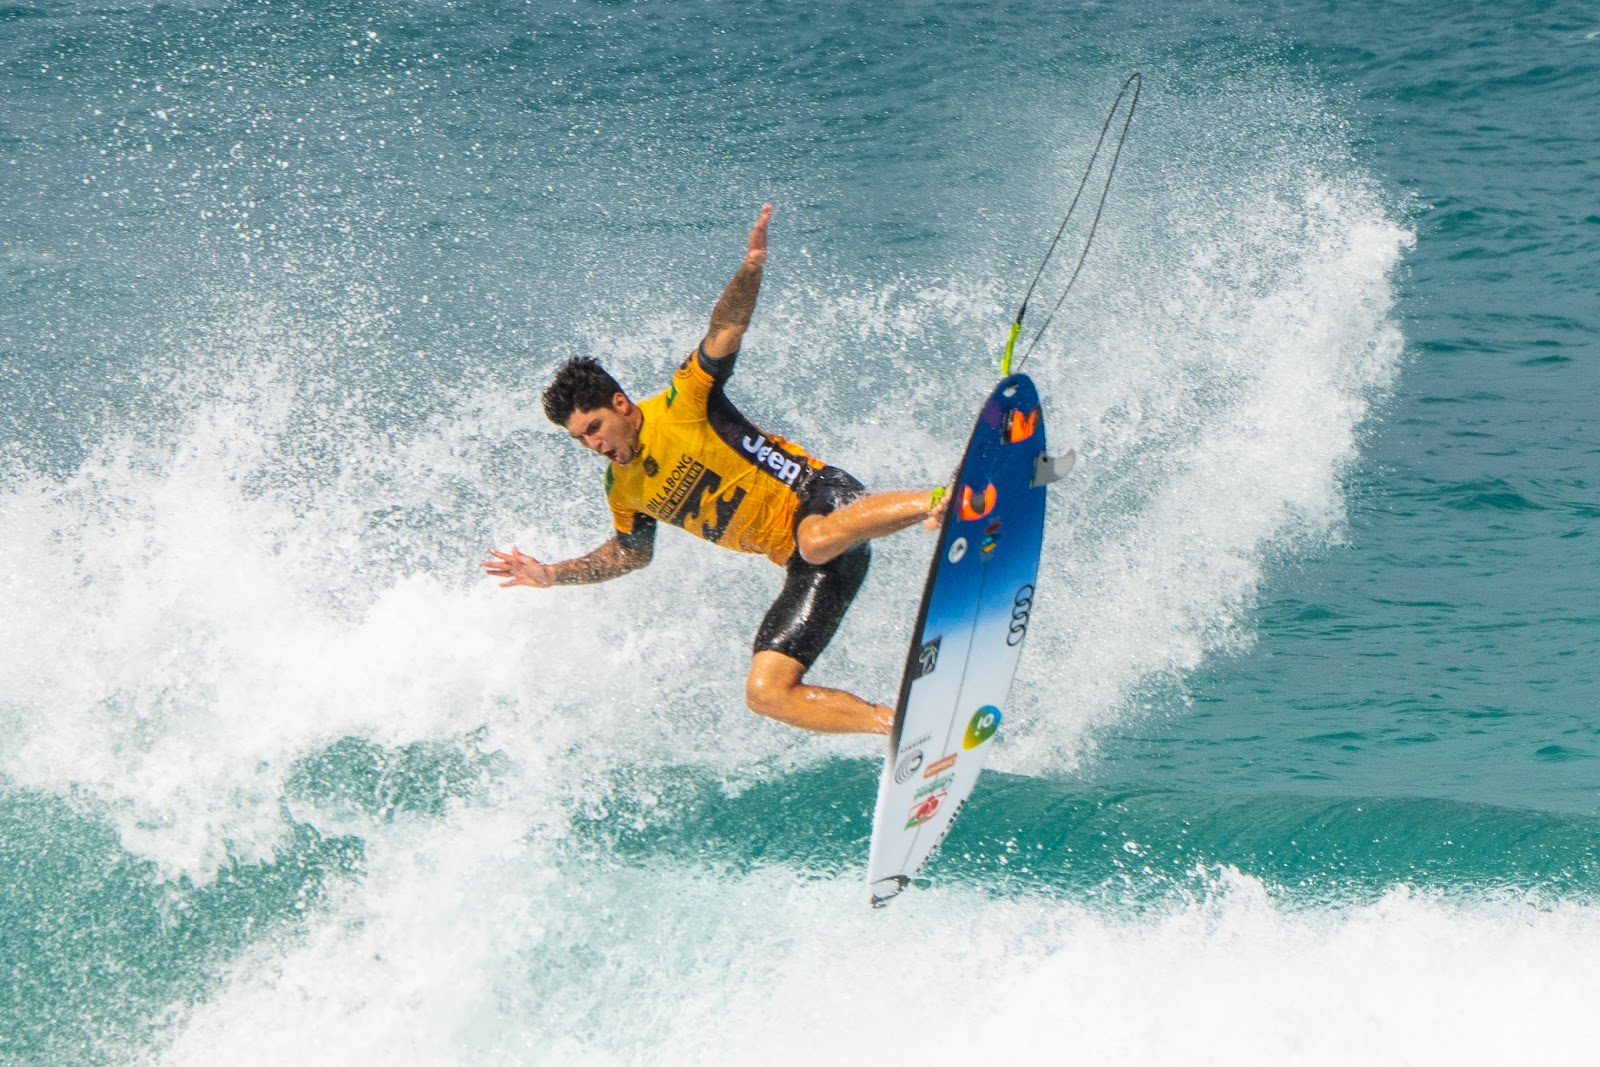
[905,792,945,828]
[947,537,968,563]
[963,705,1002,749]
[893,749,924,783]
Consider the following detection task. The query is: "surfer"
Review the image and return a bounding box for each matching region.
[482,204,946,735]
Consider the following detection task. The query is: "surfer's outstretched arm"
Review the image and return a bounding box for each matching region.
[481,538,652,588]
[702,203,771,359]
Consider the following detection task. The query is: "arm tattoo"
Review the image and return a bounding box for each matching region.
[710,259,763,332]
[552,538,650,585]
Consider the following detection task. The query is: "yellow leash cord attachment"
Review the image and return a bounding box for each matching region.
[1000,319,1021,377]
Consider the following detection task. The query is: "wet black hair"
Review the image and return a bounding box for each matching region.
[542,357,626,426]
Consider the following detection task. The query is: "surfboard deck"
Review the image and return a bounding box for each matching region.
[866,373,1069,906]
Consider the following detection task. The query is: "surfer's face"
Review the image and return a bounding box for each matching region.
[564,393,641,465]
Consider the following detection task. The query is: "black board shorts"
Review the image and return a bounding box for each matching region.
[752,466,871,669]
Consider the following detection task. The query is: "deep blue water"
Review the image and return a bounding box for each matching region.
[3,0,1599,1063]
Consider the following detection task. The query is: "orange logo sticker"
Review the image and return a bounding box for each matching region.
[959,483,996,521]
[1006,408,1039,443]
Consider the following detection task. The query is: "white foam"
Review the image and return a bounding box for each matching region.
[988,90,1413,773]
[3,129,1408,854]
[147,861,1600,1066]
[1,62,1423,1067]
[0,66,1411,870]
[0,296,855,877]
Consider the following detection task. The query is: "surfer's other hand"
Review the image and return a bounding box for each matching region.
[481,545,556,588]
[745,203,772,265]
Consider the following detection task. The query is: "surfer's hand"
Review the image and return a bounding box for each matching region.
[745,203,771,266]
[481,546,556,589]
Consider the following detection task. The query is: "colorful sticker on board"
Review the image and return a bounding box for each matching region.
[959,484,997,522]
[963,706,1001,749]
[1006,407,1039,443]
[915,637,941,679]
[923,753,958,778]
[905,792,946,828]
[947,537,968,563]
[982,518,1003,556]
[1007,585,1035,647]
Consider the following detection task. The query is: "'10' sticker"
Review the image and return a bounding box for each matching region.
[963,706,1001,749]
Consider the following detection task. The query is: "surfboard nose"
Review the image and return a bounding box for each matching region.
[870,876,910,906]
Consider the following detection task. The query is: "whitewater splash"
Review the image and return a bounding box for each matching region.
[147,866,1600,1066]
[0,61,1438,1064]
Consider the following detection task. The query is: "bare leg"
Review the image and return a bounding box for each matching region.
[796,488,937,565]
[746,651,892,734]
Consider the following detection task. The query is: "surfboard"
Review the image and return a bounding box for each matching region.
[866,373,1072,906]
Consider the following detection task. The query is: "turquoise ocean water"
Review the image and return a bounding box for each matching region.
[3,0,1598,1061]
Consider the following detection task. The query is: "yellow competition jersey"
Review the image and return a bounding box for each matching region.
[605,347,825,566]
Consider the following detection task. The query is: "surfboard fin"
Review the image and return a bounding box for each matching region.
[1031,449,1076,488]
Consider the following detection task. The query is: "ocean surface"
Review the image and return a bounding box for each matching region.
[3,0,1598,1062]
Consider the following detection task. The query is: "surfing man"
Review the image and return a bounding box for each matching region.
[482,204,946,735]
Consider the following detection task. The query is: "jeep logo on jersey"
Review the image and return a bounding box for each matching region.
[739,433,805,486]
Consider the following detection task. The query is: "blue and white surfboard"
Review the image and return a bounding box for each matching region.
[867,373,1072,906]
